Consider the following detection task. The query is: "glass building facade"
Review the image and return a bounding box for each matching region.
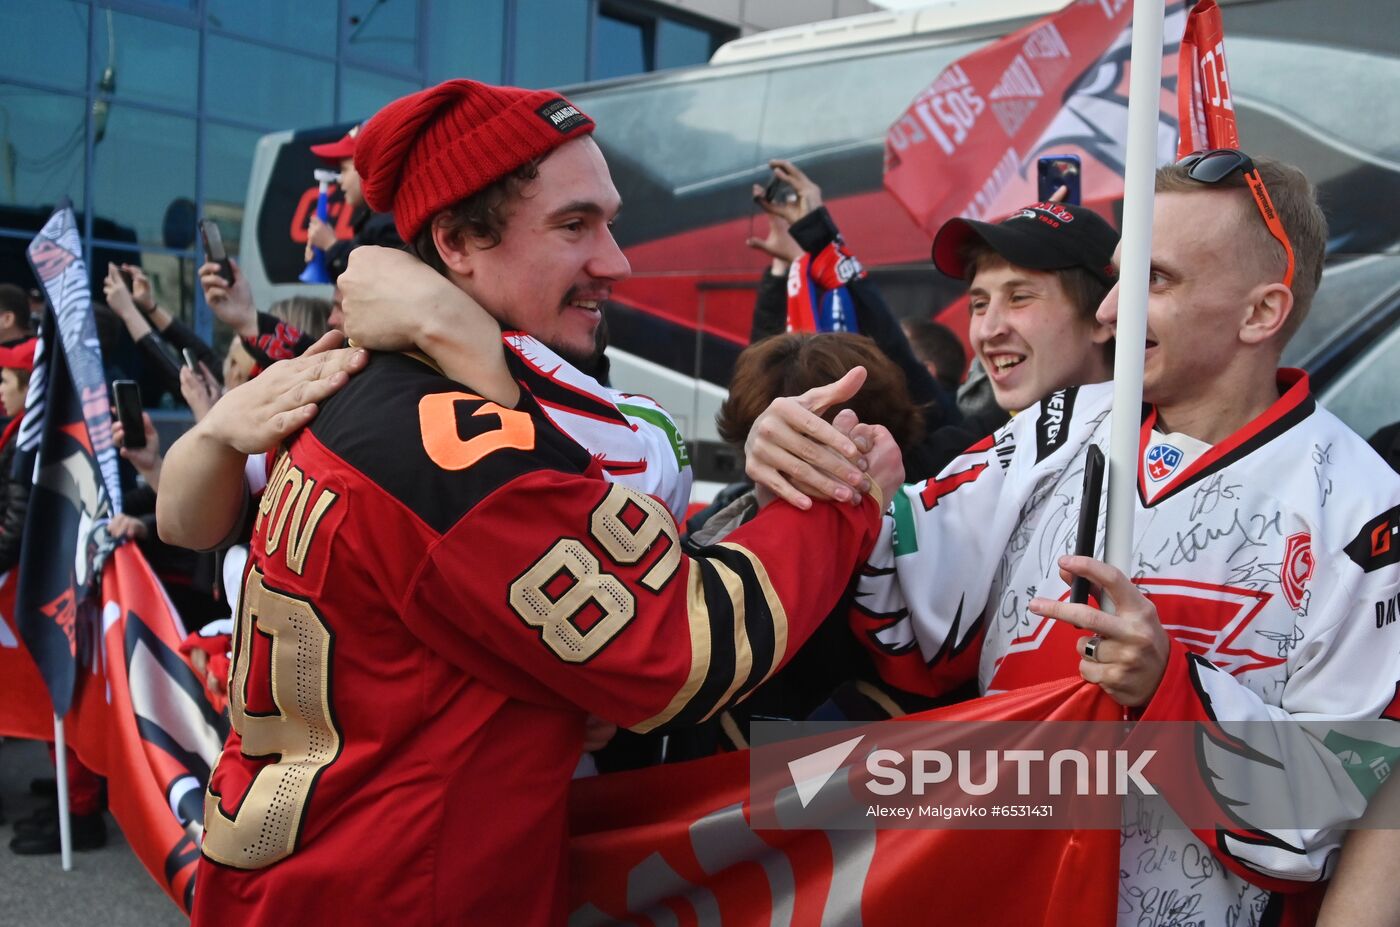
[0,0,732,340]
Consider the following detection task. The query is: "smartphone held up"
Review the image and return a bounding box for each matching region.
[200,218,235,285]
[112,379,145,450]
[763,174,797,206]
[1037,154,1082,205]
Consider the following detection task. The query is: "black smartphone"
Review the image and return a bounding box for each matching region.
[112,379,146,450]
[119,267,135,291]
[199,218,235,285]
[182,347,199,370]
[1070,445,1105,605]
[1037,154,1082,205]
[763,174,796,205]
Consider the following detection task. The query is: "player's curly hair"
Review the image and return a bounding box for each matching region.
[412,158,542,274]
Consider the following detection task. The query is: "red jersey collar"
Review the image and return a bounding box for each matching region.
[1136,369,1313,508]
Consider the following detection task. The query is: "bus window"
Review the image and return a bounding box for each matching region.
[757,39,987,165]
[1228,37,1400,162]
[581,72,770,196]
[1319,308,1400,440]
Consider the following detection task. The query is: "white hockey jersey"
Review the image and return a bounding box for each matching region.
[854,371,1400,926]
[503,333,693,516]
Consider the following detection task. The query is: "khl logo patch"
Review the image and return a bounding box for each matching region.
[1146,444,1183,482]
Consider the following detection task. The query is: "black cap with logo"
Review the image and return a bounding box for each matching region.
[931,202,1119,287]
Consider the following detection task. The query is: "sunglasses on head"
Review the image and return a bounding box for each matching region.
[1176,148,1295,289]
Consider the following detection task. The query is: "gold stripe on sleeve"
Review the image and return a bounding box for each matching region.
[699,557,752,722]
[719,542,789,684]
[629,563,716,734]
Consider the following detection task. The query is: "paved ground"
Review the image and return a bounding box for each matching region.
[0,737,186,925]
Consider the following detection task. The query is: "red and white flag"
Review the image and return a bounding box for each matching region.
[1176,0,1240,157]
[0,570,53,740]
[884,0,1187,233]
[0,545,227,914]
[568,679,1122,926]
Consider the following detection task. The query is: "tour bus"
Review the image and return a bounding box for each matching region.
[238,0,1400,492]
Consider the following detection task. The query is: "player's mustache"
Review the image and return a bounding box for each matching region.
[563,285,610,305]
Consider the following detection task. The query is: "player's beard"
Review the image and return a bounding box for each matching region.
[548,305,609,381]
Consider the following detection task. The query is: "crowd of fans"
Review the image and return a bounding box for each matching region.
[1,74,1398,927]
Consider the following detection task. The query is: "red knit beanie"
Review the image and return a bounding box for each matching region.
[0,337,35,372]
[356,79,595,242]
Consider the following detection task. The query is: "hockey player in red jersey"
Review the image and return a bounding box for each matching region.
[745,152,1400,926]
[182,81,905,926]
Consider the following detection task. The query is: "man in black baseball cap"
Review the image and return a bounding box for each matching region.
[931,201,1118,414]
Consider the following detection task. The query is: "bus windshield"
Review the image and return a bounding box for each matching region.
[575,37,990,197]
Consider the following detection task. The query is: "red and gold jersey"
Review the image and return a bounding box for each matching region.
[191,352,882,926]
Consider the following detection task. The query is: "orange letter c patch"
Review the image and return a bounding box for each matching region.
[419,391,535,471]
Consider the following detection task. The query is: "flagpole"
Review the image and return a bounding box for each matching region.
[53,714,73,871]
[1103,0,1167,601]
